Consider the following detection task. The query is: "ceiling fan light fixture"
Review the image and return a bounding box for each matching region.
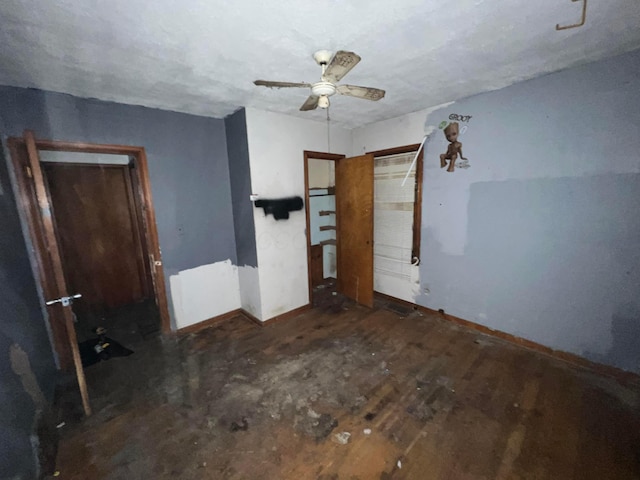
[318,95,330,109]
[313,50,333,66]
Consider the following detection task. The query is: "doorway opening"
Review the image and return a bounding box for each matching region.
[304,151,343,308]
[8,132,170,415]
[304,150,375,310]
[368,144,423,303]
[40,155,160,349]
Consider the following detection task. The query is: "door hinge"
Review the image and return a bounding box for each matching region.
[25,165,33,178]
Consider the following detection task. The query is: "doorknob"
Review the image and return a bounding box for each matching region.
[46,293,82,307]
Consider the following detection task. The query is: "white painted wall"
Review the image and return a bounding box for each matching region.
[323,244,336,280]
[238,265,261,319]
[244,108,351,320]
[169,260,241,329]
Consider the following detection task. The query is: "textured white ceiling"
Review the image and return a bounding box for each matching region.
[1,0,639,128]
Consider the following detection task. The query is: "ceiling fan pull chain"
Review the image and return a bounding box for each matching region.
[326,106,331,153]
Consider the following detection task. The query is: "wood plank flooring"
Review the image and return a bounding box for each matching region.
[53,297,640,479]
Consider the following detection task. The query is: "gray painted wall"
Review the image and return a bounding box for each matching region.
[0,86,237,327]
[417,49,640,373]
[0,146,57,478]
[225,108,257,267]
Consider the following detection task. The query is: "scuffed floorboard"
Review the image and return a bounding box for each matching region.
[52,300,640,479]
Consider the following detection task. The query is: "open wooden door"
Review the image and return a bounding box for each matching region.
[335,153,374,307]
[22,130,92,415]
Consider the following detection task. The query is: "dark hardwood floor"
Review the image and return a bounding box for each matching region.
[52,296,640,479]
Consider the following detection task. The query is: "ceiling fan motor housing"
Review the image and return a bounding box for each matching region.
[312,81,337,97]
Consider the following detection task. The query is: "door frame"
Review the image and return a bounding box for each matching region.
[303,151,344,304]
[367,143,424,264]
[7,135,171,368]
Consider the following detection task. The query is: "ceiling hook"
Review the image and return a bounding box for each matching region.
[556,0,587,31]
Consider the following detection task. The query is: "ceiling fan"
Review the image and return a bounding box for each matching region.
[254,50,385,111]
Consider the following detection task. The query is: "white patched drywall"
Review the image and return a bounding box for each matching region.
[244,108,351,321]
[169,260,241,330]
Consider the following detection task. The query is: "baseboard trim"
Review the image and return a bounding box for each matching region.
[240,309,262,326]
[374,292,640,385]
[244,304,311,327]
[176,309,243,334]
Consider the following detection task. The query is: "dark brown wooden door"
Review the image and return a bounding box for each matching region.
[42,163,151,315]
[335,154,374,307]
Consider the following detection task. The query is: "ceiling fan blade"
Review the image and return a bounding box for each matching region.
[322,51,361,83]
[337,84,385,101]
[254,80,311,89]
[300,95,319,111]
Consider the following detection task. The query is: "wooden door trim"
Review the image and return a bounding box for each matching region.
[303,151,344,304]
[121,163,152,299]
[7,136,171,341]
[39,161,128,169]
[366,143,422,158]
[125,163,155,298]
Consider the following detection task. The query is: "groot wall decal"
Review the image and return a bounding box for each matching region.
[439,122,468,172]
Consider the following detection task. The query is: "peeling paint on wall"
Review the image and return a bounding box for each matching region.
[9,344,47,411]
